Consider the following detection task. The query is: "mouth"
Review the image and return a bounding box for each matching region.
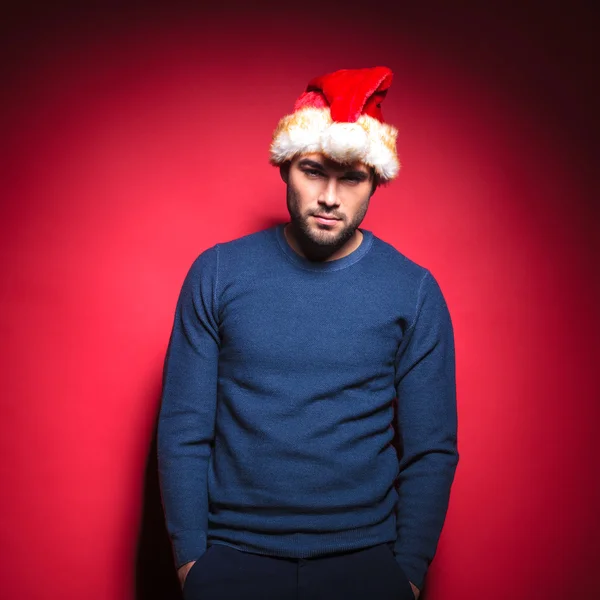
[313,214,341,225]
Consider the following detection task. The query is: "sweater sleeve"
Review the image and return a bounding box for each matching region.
[157,245,221,568]
[392,270,459,590]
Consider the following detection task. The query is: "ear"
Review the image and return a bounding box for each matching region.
[279,162,290,184]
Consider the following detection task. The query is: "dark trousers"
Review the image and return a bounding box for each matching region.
[182,541,415,600]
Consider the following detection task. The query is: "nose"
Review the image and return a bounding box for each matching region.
[319,178,340,208]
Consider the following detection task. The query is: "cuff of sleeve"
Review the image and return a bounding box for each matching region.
[171,529,208,569]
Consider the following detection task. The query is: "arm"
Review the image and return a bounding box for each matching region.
[156,245,221,576]
[392,270,459,592]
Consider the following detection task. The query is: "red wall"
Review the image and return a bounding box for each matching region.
[1,3,597,599]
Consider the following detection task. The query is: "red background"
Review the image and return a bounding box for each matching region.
[1,2,597,599]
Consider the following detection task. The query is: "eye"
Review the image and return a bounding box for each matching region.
[304,169,324,178]
[342,177,362,185]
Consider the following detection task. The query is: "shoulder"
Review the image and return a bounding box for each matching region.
[216,226,273,253]
[187,226,274,273]
[369,233,430,288]
[210,226,276,270]
[368,232,450,315]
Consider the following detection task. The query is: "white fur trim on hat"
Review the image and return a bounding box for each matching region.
[269,107,400,182]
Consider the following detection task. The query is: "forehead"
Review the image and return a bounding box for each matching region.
[293,152,370,174]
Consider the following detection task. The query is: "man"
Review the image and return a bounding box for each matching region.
[157,66,459,600]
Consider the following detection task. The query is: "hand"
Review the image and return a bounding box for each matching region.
[177,560,196,589]
[409,581,420,599]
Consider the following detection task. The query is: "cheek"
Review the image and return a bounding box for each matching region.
[347,195,370,220]
[290,178,318,208]
[286,186,306,216]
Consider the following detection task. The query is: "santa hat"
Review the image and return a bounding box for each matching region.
[269,66,400,182]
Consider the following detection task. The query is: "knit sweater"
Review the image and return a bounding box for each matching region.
[157,222,459,590]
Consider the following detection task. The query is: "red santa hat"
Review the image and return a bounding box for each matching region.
[269,66,400,182]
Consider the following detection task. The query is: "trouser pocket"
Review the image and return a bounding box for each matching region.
[182,545,216,599]
[381,543,415,599]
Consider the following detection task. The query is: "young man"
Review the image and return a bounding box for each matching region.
[157,66,459,600]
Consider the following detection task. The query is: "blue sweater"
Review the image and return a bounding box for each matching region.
[157,223,458,590]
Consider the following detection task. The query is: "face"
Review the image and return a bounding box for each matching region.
[282,153,375,252]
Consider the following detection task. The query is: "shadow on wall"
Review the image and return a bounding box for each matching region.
[135,419,182,600]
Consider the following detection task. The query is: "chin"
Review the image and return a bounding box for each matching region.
[304,218,353,247]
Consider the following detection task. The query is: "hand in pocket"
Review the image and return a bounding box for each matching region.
[178,560,196,589]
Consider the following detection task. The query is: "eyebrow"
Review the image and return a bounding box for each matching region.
[297,159,370,180]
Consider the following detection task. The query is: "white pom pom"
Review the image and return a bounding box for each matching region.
[320,122,369,163]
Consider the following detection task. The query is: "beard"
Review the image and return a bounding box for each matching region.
[286,182,370,254]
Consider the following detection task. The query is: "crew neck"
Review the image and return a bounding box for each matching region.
[275,222,373,272]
